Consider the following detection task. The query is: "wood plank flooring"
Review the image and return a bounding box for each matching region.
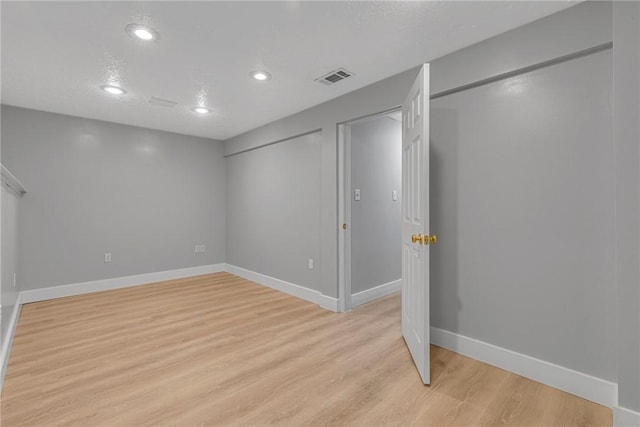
[1,272,611,426]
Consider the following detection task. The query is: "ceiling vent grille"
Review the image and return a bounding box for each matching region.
[148,96,178,108]
[315,68,354,86]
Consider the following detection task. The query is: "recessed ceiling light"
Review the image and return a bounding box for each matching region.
[100,85,127,95]
[250,71,272,81]
[125,24,159,41]
[192,106,211,115]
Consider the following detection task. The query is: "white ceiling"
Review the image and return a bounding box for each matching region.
[1,1,577,141]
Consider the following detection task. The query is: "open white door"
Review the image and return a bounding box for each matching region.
[401,64,434,384]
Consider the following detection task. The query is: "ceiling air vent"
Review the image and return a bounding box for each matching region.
[148,96,178,108]
[315,68,354,86]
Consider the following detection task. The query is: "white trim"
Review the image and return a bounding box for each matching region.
[20,264,226,304]
[317,295,339,312]
[343,123,352,312]
[351,279,402,307]
[225,264,338,312]
[337,108,403,313]
[1,293,23,391]
[1,262,336,394]
[337,123,349,312]
[1,264,225,393]
[2,262,622,411]
[614,406,640,427]
[431,327,618,407]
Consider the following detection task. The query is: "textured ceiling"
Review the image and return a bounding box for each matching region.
[1,1,577,141]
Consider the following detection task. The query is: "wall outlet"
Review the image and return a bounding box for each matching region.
[308,258,314,270]
[354,188,361,201]
[104,253,112,263]
[392,189,398,201]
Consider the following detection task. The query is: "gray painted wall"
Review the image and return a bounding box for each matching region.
[350,116,402,295]
[1,106,226,291]
[613,1,640,412]
[226,132,321,291]
[225,2,613,302]
[224,1,619,383]
[1,186,19,344]
[225,65,418,300]
[430,48,615,381]
[1,0,632,407]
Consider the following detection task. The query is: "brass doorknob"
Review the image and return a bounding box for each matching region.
[411,234,424,244]
[425,234,437,245]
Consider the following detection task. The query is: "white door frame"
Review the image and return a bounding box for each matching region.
[337,106,402,312]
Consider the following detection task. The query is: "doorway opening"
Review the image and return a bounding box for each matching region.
[337,64,436,384]
[338,107,403,312]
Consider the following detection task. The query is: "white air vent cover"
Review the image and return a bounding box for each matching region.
[148,96,178,108]
[315,68,354,86]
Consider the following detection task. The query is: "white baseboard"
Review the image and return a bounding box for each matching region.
[614,406,640,427]
[20,263,226,304]
[1,293,23,392]
[431,327,618,408]
[1,263,226,393]
[351,279,401,307]
[2,263,623,413]
[225,264,338,312]
[317,296,339,312]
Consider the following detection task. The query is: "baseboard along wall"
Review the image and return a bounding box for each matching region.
[0,263,337,390]
[613,405,640,427]
[19,263,227,304]
[0,264,625,419]
[225,264,338,312]
[351,278,402,307]
[0,294,22,390]
[430,327,618,409]
[1,263,224,391]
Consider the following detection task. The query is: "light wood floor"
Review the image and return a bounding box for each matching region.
[1,272,611,426]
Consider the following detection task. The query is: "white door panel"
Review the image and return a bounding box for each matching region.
[401,64,432,384]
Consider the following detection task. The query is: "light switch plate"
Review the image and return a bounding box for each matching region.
[354,188,361,201]
[392,190,398,201]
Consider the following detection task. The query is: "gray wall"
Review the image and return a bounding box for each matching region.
[1,106,226,291]
[224,1,619,383]
[225,2,612,302]
[1,185,19,344]
[430,48,614,381]
[1,0,632,407]
[350,116,402,295]
[226,132,321,291]
[613,1,640,412]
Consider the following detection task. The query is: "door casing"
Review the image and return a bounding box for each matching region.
[337,106,402,312]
